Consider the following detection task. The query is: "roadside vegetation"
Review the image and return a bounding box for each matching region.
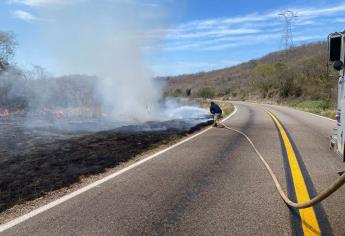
[162,42,338,119]
[287,100,336,119]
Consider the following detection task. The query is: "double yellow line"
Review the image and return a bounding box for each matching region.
[266,110,321,236]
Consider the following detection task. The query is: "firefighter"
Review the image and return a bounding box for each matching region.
[210,101,222,127]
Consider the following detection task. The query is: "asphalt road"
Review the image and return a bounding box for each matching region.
[2,101,345,235]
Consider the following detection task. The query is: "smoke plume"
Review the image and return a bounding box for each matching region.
[36,0,166,122]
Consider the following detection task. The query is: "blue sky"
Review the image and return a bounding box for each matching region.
[2,0,345,76]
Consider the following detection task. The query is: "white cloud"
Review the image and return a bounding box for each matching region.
[294,20,315,26]
[12,10,38,22]
[9,0,159,7]
[153,60,240,76]
[164,33,281,51]
[157,11,281,52]
[159,3,345,52]
[336,18,345,23]
[177,13,278,32]
[141,3,159,8]
[293,35,323,42]
[8,0,67,6]
[169,28,260,40]
[294,4,345,18]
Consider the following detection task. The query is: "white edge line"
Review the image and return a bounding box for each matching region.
[298,109,336,122]
[0,105,238,233]
[241,101,336,122]
[268,104,336,122]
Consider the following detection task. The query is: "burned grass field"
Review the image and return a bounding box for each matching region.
[0,116,212,214]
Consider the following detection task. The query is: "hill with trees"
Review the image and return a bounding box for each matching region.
[163,42,338,114]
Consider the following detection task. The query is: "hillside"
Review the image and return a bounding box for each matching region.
[163,42,338,107]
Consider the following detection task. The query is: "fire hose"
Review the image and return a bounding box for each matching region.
[221,122,345,209]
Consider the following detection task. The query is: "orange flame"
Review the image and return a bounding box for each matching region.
[53,111,64,119]
[0,109,10,117]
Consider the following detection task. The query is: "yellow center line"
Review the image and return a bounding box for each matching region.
[266,110,321,236]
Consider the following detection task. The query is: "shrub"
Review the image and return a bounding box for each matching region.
[172,88,182,96]
[198,87,215,99]
[185,88,191,96]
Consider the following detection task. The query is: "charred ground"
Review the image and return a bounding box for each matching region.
[0,118,213,214]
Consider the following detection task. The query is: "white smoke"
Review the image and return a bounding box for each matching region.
[34,0,166,122]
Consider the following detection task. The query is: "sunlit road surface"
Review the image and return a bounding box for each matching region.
[2,101,345,235]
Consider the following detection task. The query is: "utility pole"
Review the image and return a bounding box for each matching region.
[279,11,298,50]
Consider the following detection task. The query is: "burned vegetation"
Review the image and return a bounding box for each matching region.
[0,31,213,214]
[0,115,212,213]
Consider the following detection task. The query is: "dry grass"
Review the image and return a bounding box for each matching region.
[246,99,336,119]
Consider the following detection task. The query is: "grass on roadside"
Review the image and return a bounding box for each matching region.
[287,100,336,119]
[227,98,336,120]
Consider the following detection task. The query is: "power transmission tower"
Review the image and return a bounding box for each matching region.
[279,11,298,50]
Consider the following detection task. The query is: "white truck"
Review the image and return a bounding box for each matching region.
[329,31,345,161]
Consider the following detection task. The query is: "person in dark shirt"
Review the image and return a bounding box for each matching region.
[210,101,223,127]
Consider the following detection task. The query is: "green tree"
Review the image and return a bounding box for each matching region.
[198,87,215,99]
[275,67,295,98]
[255,63,276,78]
[0,31,16,71]
[185,88,191,96]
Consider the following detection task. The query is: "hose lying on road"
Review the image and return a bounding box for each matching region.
[222,123,345,209]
